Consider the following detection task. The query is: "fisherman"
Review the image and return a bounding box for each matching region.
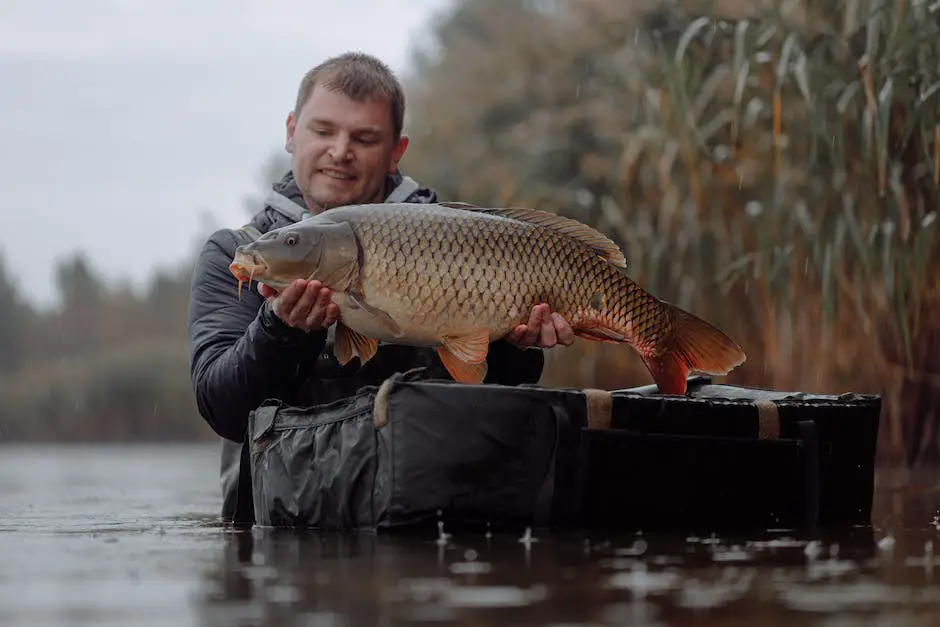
[186,52,575,523]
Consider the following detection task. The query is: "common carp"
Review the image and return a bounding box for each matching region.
[228,202,746,394]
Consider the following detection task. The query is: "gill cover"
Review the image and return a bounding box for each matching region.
[240,218,361,292]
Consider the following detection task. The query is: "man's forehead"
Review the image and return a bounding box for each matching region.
[301,85,391,132]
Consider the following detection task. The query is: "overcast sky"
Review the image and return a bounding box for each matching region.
[0,0,451,308]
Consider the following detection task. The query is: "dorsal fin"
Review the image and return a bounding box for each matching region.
[439,203,626,268]
[439,201,480,209]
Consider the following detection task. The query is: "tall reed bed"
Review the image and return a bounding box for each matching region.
[405,0,940,464]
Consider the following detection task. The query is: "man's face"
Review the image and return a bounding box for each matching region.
[285,84,408,212]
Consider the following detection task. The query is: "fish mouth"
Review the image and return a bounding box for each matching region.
[230,251,269,300]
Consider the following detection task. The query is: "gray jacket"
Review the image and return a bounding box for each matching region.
[186,170,545,521]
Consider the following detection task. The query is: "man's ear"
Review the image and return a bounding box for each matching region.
[285,111,296,154]
[390,134,409,171]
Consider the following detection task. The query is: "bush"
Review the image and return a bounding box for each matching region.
[0,340,213,443]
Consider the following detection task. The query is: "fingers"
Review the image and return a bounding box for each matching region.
[505,325,526,344]
[553,312,575,346]
[270,280,336,331]
[304,287,336,329]
[518,304,547,346]
[539,307,557,348]
[322,302,340,327]
[505,304,575,350]
[271,280,309,321]
[290,281,322,325]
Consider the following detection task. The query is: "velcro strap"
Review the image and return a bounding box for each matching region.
[755,400,780,439]
[584,388,613,429]
[373,377,394,428]
[385,175,420,202]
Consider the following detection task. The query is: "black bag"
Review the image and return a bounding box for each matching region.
[244,372,880,532]
[246,369,585,530]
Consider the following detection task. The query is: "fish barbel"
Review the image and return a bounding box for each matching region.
[228,202,746,393]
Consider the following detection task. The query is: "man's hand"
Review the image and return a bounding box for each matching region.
[505,303,575,349]
[259,279,339,332]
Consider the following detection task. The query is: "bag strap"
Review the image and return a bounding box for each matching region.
[263,189,311,222]
[240,174,422,244]
[385,175,420,203]
[261,174,420,223]
[583,388,613,429]
[233,223,263,245]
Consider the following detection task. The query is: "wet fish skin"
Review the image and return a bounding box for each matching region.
[229,202,746,392]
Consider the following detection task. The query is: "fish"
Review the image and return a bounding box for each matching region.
[228,202,746,394]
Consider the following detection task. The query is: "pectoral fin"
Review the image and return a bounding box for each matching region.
[436,329,491,384]
[440,329,491,364]
[334,320,378,365]
[348,290,403,338]
[436,347,488,384]
[574,325,626,344]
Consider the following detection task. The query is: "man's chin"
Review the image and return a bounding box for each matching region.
[308,190,363,211]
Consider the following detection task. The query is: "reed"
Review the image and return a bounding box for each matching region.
[404,0,940,464]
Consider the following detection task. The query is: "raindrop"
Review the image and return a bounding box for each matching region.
[436,520,452,546]
[519,526,537,544]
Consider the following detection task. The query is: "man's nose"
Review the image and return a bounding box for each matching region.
[328,135,352,160]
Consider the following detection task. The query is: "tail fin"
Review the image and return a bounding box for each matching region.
[640,302,746,395]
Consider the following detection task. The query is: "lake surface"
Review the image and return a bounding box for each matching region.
[1,443,939,627]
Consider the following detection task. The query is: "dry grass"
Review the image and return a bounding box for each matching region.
[403,0,940,464]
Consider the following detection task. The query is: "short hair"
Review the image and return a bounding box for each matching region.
[294,52,406,140]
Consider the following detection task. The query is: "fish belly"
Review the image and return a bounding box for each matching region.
[330,290,471,347]
[344,280,515,347]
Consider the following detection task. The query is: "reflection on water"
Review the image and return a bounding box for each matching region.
[1,444,939,627]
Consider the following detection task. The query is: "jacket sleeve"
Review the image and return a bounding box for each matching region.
[187,229,326,442]
[484,339,545,385]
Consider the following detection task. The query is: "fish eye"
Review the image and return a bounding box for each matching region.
[283,232,299,246]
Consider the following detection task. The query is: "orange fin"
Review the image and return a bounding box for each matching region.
[440,329,491,364]
[641,303,747,395]
[334,321,378,366]
[436,346,488,384]
[574,326,626,344]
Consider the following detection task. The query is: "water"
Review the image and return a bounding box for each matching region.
[1,444,939,627]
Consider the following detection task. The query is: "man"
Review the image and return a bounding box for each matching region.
[187,52,573,522]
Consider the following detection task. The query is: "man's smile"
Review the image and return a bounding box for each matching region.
[319,168,356,180]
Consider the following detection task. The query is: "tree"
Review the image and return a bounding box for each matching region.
[54,253,105,356]
[0,251,25,374]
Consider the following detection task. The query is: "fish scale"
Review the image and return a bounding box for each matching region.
[345,203,675,358]
[229,202,746,393]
